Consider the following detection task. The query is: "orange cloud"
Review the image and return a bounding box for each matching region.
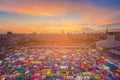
[0,21,83,33]
[0,0,120,33]
[0,0,69,16]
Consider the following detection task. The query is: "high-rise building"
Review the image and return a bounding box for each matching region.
[106,29,120,41]
[61,30,65,34]
[7,31,13,36]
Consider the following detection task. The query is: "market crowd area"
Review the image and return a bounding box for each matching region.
[0,47,120,80]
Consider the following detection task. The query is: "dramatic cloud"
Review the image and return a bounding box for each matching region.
[0,0,120,33]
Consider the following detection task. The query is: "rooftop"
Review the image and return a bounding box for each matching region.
[108,49,120,56]
[96,40,120,49]
[106,29,120,33]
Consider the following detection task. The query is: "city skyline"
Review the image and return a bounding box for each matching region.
[0,0,120,33]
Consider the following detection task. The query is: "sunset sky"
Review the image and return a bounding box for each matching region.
[0,0,120,33]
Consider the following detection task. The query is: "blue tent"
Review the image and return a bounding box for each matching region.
[106,62,119,71]
[45,75,52,80]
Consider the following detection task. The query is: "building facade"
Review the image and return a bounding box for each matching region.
[106,29,120,41]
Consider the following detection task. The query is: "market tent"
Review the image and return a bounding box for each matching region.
[16,75,30,80]
[106,62,119,71]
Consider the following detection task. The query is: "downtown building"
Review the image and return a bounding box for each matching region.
[96,29,120,58]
